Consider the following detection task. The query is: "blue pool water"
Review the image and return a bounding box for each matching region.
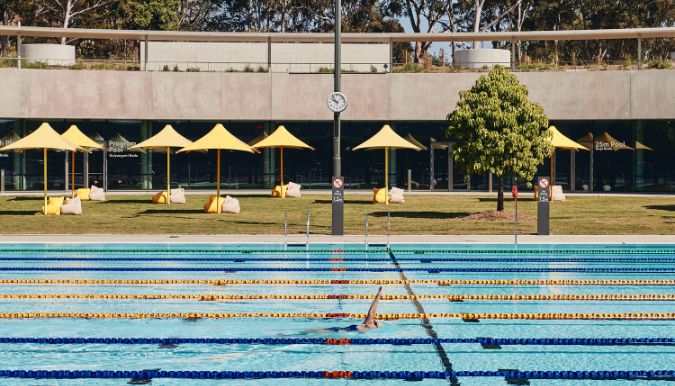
[0,243,673,385]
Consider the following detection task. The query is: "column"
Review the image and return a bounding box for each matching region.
[389,147,397,188]
[140,121,152,189]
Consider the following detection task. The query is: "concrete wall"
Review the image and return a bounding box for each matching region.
[20,44,76,66]
[454,49,510,69]
[140,42,390,73]
[0,68,673,121]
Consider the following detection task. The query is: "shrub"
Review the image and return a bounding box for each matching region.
[162,65,170,72]
[648,60,672,69]
[370,65,378,73]
[186,67,200,72]
[243,65,254,72]
[399,63,423,73]
[256,66,267,73]
[318,67,333,73]
[172,65,180,72]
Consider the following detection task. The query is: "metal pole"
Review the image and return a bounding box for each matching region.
[306,209,311,245]
[17,27,22,69]
[429,140,434,191]
[364,214,368,249]
[488,173,493,193]
[267,36,272,72]
[331,0,343,236]
[144,36,149,71]
[387,209,393,245]
[514,193,518,245]
[284,212,288,250]
[1,169,4,193]
[407,169,412,192]
[511,39,516,71]
[448,144,453,191]
[570,149,576,191]
[637,37,642,70]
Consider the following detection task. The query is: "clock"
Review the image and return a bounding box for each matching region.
[327,92,348,113]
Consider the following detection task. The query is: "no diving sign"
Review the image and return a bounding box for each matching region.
[332,176,344,235]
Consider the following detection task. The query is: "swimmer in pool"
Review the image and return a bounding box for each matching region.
[304,287,383,334]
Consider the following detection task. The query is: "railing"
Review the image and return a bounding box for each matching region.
[2,56,672,73]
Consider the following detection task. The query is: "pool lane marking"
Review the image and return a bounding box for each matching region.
[0,312,673,320]
[1,337,673,346]
[1,279,673,286]
[2,267,674,272]
[3,257,675,263]
[387,250,460,386]
[2,294,674,301]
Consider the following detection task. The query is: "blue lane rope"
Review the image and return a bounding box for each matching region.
[2,257,674,263]
[1,267,674,272]
[0,337,672,346]
[0,369,673,380]
[0,248,671,255]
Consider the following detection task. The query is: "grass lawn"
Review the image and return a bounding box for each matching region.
[0,194,672,235]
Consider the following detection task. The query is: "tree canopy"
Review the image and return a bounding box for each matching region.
[446,66,551,211]
[2,1,672,61]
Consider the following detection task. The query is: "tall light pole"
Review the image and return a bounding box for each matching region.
[329,0,346,236]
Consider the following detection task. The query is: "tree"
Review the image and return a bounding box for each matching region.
[44,0,114,44]
[446,67,551,211]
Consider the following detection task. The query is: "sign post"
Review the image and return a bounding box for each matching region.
[331,0,344,235]
[537,176,550,236]
[511,184,518,244]
[332,176,344,234]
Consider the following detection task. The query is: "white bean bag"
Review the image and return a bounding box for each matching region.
[221,195,241,214]
[89,185,106,201]
[61,196,82,215]
[551,185,566,201]
[170,188,186,204]
[389,187,405,203]
[286,182,301,198]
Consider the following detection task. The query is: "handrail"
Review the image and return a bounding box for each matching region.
[0,25,674,43]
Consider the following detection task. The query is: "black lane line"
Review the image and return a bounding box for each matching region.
[388,250,460,386]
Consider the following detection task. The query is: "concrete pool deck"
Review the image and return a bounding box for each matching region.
[0,234,672,244]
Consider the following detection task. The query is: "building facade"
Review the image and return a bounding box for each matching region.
[0,27,673,193]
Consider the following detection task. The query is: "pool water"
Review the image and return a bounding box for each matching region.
[0,243,673,385]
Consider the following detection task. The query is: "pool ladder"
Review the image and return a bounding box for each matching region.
[282,210,310,250]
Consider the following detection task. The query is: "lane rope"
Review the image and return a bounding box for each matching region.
[0,248,671,255]
[0,293,673,301]
[3,256,674,263]
[1,267,674,272]
[0,312,673,320]
[1,279,673,286]
[0,337,672,346]
[0,369,673,380]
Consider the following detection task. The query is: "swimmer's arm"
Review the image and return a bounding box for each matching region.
[363,287,383,325]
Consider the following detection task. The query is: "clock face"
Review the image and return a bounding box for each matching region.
[327,92,348,113]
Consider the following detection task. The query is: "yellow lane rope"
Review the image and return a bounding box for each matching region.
[1,279,673,286]
[1,294,674,301]
[0,312,672,320]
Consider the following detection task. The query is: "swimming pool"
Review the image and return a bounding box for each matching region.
[0,243,673,385]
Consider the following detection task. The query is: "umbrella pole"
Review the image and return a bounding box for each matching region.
[280,146,284,198]
[71,151,75,198]
[385,147,389,205]
[43,148,47,215]
[217,148,221,214]
[166,147,170,205]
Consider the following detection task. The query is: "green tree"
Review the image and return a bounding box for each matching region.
[446,67,551,211]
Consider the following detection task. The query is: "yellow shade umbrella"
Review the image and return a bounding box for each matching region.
[404,133,428,151]
[129,125,193,205]
[251,125,314,198]
[546,126,588,191]
[62,125,106,198]
[353,125,421,204]
[177,124,254,213]
[636,141,653,151]
[0,132,21,147]
[0,122,81,214]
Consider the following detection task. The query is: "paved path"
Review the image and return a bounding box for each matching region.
[0,234,672,244]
